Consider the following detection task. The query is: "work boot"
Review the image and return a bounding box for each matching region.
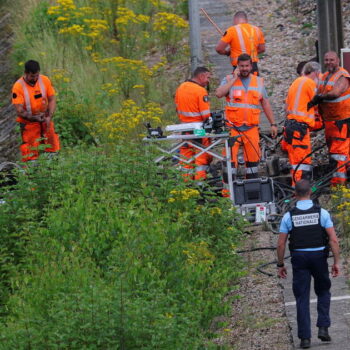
[318,327,331,341]
[300,339,311,349]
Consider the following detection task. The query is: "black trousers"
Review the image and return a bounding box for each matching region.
[291,250,331,339]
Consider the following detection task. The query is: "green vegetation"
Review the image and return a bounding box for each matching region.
[0,146,245,349]
[0,0,247,348]
[10,0,190,146]
[331,187,350,256]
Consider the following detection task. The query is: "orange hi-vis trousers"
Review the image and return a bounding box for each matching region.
[222,126,260,197]
[230,126,260,177]
[20,121,60,162]
[282,121,312,186]
[325,119,350,185]
[179,137,212,181]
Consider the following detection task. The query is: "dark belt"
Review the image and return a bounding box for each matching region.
[334,118,350,134]
[284,119,308,144]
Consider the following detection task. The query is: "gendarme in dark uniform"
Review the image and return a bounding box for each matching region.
[277,180,340,349]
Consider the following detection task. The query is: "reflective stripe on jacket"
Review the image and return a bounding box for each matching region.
[17,75,47,117]
[225,74,263,125]
[318,67,350,121]
[221,23,264,66]
[232,24,260,63]
[286,76,316,128]
[175,81,211,123]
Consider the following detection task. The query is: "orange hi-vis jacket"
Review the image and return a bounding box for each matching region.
[12,75,55,124]
[225,74,264,125]
[221,23,265,66]
[286,76,316,128]
[175,80,210,123]
[318,67,350,121]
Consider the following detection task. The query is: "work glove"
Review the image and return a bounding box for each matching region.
[307,94,324,110]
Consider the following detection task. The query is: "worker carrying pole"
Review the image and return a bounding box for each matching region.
[200,8,224,36]
[215,11,265,76]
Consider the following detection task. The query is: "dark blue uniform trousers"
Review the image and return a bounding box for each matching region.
[291,250,331,339]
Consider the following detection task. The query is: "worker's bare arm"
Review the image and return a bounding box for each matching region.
[216,40,230,56]
[47,95,56,119]
[277,233,288,278]
[324,76,350,100]
[13,104,44,122]
[215,73,238,98]
[325,226,341,277]
[257,43,265,54]
[261,97,277,137]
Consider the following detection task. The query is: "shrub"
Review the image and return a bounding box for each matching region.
[331,186,350,255]
[11,0,189,144]
[0,145,245,348]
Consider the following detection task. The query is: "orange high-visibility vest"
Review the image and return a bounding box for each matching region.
[225,74,264,125]
[318,67,350,121]
[12,74,55,124]
[286,76,316,128]
[175,80,211,123]
[221,23,265,66]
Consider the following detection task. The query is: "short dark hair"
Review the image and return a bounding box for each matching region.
[237,53,252,64]
[234,11,247,21]
[295,179,311,197]
[192,66,210,78]
[24,60,40,74]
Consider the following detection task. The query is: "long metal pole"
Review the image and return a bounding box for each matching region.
[188,0,203,73]
[225,139,235,203]
[317,0,343,71]
[200,8,224,36]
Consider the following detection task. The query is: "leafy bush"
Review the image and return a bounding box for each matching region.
[11,0,189,145]
[0,145,245,349]
[331,186,350,255]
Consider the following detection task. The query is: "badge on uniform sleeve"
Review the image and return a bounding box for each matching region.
[203,95,209,102]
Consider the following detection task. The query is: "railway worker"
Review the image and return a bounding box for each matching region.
[296,60,324,131]
[174,66,212,182]
[308,51,350,186]
[215,53,277,193]
[277,179,340,349]
[12,60,60,162]
[282,61,321,186]
[215,11,265,75]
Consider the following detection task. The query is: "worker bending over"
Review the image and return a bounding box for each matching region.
[174,67,212,182]
[283,61,321,185]
[215,54,277,194]
[12,60,60,162]
[216,11,265,75]
[309,51,350,185]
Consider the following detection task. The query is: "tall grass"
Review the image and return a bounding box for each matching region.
[0,1,248,347]
[9,0,189,146]
[0,145,245,349]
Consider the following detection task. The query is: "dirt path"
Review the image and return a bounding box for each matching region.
[212,229,293,350]
[198,0,350,348]
[199,0,317,132]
